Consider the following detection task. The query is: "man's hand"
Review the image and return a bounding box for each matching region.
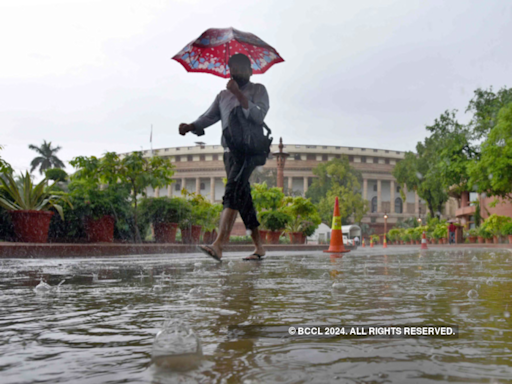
[226,79,240,95]
[179,123,194,136]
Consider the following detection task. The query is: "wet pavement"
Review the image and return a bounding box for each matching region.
[1,247,512,383]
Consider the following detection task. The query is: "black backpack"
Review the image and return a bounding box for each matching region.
[224,105,273,166]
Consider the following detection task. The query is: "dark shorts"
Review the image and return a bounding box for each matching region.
[222,152,263,230]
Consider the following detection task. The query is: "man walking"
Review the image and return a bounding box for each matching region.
[448,222,457,244]
[179,53,268,261]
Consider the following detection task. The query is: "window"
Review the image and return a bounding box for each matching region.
[395,198,403,214]
[336,146,340,149]
[307,154,316,160]
[349,147,353,150]
[396,151,400,154]
[323,146,327,149]
[385,158,390,164]
[371,217,377,223]
[294,154,301,160]
[213,154,218,161]
[187,155,193,162]
[200,155,205,161]
[361,156,366,163]
[175,155,181,162]
[362,148,366,151]
[175,183,181,191]
[373,149,378,152]
[373,157,378,163]
[396,186,401,193]
[322,154,328,161]
[335,154,341,158]
[373,184,377,192]
[176,148,180,151]
[165,148,168,152]
[306,145,317,148]
[349,155,354,162]
[200,182,205,190]
[385,150,389,153]
[371,197,378,213]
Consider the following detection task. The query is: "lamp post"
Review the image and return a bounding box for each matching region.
[383,213,388,246]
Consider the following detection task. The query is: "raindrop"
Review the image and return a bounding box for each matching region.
[188,287,202,296]
[472,256,478,261]
[152,320,202,370]
[194,262,202,267]
[504,311,510,318]
[486,278,494,286]
[468,289,479,299]
[219,309,237,316]
[332,282,345,291]
[33,278,51,294]
[425,292,436,300]
[451,306,460,315]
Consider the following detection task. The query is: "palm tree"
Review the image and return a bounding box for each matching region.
[29,140,65,175]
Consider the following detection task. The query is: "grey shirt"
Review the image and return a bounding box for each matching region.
[191,81,269,148]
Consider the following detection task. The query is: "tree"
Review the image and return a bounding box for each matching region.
[393,119,452,218]
[70,152,175,242]
[466,86,512,140]
[306,157,368,225]
[468,102,512,200]
[29,140,65,174]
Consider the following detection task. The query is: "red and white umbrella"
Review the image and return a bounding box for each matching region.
[172,27,284,79]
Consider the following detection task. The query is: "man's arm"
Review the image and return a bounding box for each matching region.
[227,81,269,125]
[180,93,222,136]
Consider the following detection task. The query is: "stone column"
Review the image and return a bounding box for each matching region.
[288,177,293,194]
[196,178,201,194]
[377,180,382,212]
[181,178,186,194]
[303,177,309,196]
[390,180,395,213]
[168,184,173,197]
[363,179,368,201]
[210,177,215,203]
[154,187,160,197]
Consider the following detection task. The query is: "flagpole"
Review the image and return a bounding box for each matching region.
[150,124,153,156]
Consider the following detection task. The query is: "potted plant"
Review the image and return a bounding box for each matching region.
[501,222,512,244]
[180,191,208,244]
[482,214,512,244]
[260,210,291,244]
[202,203,222,244]
[467,228,479,243]
[401,232,410,245]
[251,182,286,245]
[478,226,493,243]
[371,234,380,245]
[281,196,320,245]
[0,172,71,243]
[139,197,191,243]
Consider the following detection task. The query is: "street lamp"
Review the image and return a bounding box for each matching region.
[384,213,388,243]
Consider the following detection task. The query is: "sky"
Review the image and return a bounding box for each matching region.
[1,0,511,177]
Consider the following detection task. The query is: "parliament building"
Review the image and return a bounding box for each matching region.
[132,142,457,235]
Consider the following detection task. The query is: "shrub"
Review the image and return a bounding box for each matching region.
[45,168,68,182]
[139,197,192,225]
[482,214,512,236]
[501,222,512,236]
[260,210,292,232]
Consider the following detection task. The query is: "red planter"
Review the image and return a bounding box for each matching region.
[493,236,499,244]
[154,222,178,243]
[181,225,202,244]
[85,215,115,243]
[485,238,493,244]
[258,230,268,244]
[267,231,281,244]
[477,236,484,244]
[288,232,305,244]
[10,210,54,243]
[508,235,512,244]
[202,230,218,244]
[469,236,477,244]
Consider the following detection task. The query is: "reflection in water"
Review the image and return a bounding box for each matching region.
[0,249,512,383]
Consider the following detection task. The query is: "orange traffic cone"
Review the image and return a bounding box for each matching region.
[370,238,374,248]
[420,231,428,249]
[383,236,387,248]
[324,197,350,254]
[362,238,365,248]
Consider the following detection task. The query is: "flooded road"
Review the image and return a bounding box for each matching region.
[1,248,512,383]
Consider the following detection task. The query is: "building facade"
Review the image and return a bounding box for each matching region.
[136,143,458,234]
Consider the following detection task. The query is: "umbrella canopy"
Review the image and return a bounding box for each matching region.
[172,27,284,79]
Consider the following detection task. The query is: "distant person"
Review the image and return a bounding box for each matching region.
[448,222,457,244]
[354,236,360,246]
[179,53,269,262]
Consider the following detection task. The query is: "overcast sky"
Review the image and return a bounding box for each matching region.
[1,0,511,176]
